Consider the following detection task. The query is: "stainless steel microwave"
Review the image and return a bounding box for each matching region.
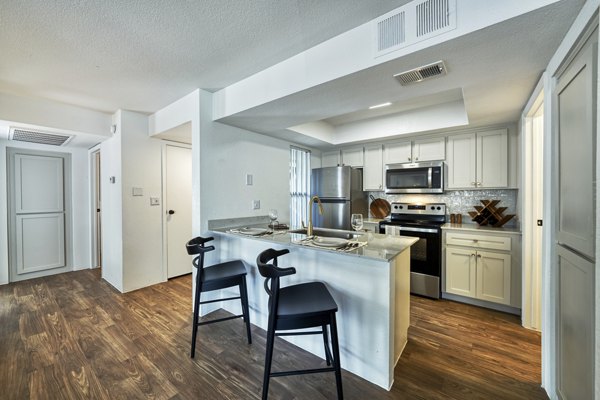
[385,161,444,194]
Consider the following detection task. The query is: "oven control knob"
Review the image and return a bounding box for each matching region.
[437,206,441,210]
[398,205,403,209]
[430,206,435,210]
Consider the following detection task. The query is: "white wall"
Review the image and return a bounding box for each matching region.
[0,92,111,138]
[99,113,123,291]
[101,110,165,293]
[0,139,91,285]
[199,90,295,233]
[120,111,164,292]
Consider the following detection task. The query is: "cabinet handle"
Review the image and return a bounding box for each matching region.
[476,182,482,186]
[408,156,411,161]
[471,182,476,186]
[415,157,419,161]
[472,239,478,243]
[477,254,482,258]
[471,253,476,257]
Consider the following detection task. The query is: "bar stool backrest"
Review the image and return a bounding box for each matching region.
[256,248,296,319]
[186,236,216,282]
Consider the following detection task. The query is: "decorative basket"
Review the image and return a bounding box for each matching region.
[468,200,515,227]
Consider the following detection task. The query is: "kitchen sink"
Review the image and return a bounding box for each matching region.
[289,227,362,240]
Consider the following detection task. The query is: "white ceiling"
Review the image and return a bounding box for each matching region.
[0,0,586,149]
[0,0,410,114]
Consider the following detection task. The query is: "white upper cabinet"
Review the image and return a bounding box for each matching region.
[363,144,384,191]
[446,129,508,189]
[321,150,340,167]
[412,137,446,162]
[384,137,445,164]
[477,129,508,188]
[384,141,412,164]
[340,147,364,167]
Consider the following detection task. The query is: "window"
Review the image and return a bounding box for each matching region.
[289,146,311,229]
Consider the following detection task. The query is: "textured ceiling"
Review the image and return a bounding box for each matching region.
[0,0,411,114]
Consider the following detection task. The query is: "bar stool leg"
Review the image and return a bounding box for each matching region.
[330,313,343,400]
[262,320,276,400]
[191,274,203,358]
[322,324,331,366]
[240,278,252,344]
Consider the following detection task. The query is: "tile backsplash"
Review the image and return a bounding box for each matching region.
[369,189,519,227]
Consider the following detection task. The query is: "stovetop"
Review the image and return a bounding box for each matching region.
[383,202,447,227]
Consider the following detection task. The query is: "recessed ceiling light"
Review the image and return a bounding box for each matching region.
[369,102,391,109]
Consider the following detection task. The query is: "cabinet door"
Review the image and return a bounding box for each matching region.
[445,247,476,298]
[321,150,340,167]
[476,250,511,305]
[446,134,476,188]
[383,141,412,164]
[476,129,508,188]
[413,137,445,162]
[363,144,383,191]
[341,147,363,167]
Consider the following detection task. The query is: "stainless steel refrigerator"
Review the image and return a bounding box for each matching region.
[310,166,368,230]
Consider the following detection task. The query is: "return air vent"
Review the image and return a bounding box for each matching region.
[394,60,447,85]
[9,128,73,146]
[374,0,456,57]
[416,0,452,38]
[377,11,406,52]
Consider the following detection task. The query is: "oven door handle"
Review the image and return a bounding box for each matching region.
[395,226,439,234]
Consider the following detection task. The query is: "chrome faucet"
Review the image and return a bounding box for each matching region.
[307,195,324,237]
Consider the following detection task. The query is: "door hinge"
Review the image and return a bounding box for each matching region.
[537,220,543,226]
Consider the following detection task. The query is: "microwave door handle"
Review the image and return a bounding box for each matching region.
[428,167,433,188]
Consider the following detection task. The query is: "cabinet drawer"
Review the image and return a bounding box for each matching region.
[446,232,511,251]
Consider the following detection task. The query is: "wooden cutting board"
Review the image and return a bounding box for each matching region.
[369,195,391,219]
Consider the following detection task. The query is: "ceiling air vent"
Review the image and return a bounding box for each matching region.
[394,60,447,85]
[9,128,73,146]
[416,0,452,38]
[374,0,456,58]
[377,11,406,52]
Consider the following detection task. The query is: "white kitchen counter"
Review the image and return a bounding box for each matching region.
[202,221,417,390]
[442,222,521,235]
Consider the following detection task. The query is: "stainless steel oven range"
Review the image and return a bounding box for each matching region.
[379,202,446,299]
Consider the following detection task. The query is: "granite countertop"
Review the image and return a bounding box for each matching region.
[441,222,521,235]
[210,223,417,262]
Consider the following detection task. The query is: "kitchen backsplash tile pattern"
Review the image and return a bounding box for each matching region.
[370,189,519,227]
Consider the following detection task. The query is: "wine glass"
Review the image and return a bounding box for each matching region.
[351,214,363,232]
[268,209,278,230]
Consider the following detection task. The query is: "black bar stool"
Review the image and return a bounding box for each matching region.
[256,248,343,400]
[186,236,252,358]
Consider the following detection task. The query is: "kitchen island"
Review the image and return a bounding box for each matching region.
[201,219,417,390]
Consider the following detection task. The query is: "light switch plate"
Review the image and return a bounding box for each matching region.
[132,187,143,196]
[252,200,260,210]
[246,174,253,186]
[150,197,160,206]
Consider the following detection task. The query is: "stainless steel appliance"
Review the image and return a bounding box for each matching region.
[385,161,444,194]
[310,166,368,230]
[379,202,446,299]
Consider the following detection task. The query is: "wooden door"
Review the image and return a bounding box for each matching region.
[476,250,511,305]
[445,247,476,298]
[8,149,70,281]
[445,133,476,189]
[165,145,192,278]
[476,129,508,188]
[555,30,596,400]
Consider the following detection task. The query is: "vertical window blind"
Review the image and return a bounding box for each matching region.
[289,146,311,229]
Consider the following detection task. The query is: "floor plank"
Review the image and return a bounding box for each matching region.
[0,269,546,399]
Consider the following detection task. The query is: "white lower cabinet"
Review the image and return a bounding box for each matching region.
[444,230,519,308]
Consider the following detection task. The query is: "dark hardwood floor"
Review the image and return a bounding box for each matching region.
[0,269,546,399]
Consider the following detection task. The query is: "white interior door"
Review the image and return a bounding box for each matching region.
[8,150,70,281]
[555,30,596,400]
[165,144,192,278]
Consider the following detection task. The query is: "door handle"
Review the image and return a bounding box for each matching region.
[168,210,175,215]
